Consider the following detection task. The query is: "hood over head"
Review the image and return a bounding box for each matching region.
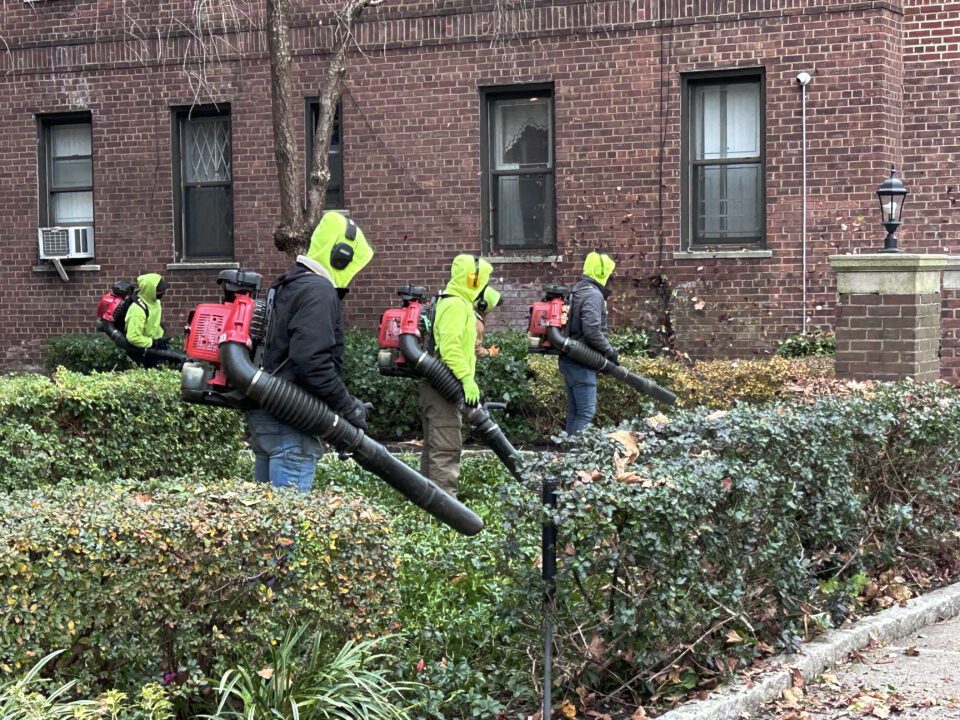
[583,251,616,286]
[137,273,165,302]
[475,285,502,315]
[444,254,493,303]
[306,211,374,288]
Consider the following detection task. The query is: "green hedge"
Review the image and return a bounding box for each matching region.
[42,332,835,448]
[518,381,960,705]
[0,480,397,699]
[302,383,960,714]
[0,369,245,491]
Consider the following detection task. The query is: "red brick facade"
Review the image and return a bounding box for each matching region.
[0,0,956,366]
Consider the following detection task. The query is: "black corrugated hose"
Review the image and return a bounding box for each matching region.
[545,326,677,405]
[398,334,523,482]
[218,342,483,536]
[97,320,189,366]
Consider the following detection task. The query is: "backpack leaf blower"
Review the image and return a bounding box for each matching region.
[527,284,677,405]
[378,286,524,483]
[96,280,188,367]
[180,270,482,537]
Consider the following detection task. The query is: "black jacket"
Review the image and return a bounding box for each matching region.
[261,263,354,416]
[567,275,617,359]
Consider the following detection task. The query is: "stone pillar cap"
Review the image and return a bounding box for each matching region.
[828,253,950,272]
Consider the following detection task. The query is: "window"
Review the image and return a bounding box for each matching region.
[172,106,233,260]
[305,99,343,209]
[481,85,555,251]
[38,114,93,227]
[682,70,765,248]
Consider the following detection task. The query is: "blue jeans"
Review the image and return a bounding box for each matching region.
[558,356,598,435]
[246,409,324,493]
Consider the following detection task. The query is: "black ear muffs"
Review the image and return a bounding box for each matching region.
[467,256,481,289]
[330,217,359,270]
[476,284,489,314]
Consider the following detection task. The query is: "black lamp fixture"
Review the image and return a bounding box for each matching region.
[876,167,908,253]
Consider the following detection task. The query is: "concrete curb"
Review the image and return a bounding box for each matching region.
[657,579,960,720]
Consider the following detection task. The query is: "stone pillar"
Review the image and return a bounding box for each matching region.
[941,257,960,384]
[829,254,948,382]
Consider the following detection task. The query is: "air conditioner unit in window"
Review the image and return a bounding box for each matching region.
[38,226,95,261]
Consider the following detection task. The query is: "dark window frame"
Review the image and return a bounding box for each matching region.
[480,83,556,254]
[37,112,94,228]
[172,104,234,261]
[680,68,766,249]
[305,98,344,210]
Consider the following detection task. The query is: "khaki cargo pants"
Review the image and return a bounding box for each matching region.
[419,381,463,496]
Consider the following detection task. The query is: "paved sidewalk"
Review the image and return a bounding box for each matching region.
[748,615,960,719]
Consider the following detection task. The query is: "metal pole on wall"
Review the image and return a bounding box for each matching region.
[542,476,558,718]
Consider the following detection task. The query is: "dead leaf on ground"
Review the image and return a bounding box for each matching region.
[257,667,274,679]
[725,629,743,644]
[903,645,919,656]
[607,429,642,464]
[629,707,648,720]
[790,666,805,688]
[559,700,577,719]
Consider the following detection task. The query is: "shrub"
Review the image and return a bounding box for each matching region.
[0,369,245,491]
[527,354,833,437]
[313,455,541,719]
[608,327,652,357]
[42,333,134,374]
[776,329,836,358]
[0,480,397,700]
[515,381,960,706]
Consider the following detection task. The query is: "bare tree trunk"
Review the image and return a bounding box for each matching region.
[266,0,305,256]
[268,0,381,257]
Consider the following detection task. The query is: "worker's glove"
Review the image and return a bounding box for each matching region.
[461,377,481,406]
[152,338,171,351]
[607,347,620,365]
[343,396,369,431]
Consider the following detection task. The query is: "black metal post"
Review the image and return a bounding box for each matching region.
[542,476,558,719]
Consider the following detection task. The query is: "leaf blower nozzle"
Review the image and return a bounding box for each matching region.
[178,273,483,537]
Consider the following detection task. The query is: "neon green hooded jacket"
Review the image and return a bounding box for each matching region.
[435,255,493,381]
[305,211,374,288]
[583,251,616,286]
[125,273,165,349]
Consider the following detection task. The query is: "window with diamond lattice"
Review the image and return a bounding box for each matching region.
[173,106,234,260]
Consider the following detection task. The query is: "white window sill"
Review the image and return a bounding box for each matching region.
[672,250,772,260]
[167,261,240,271]
[33,263,100,273]
[487,254,562,264]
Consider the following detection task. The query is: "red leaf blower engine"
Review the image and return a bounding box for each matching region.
[177,270,481,537]
[527,284,677,405]
[377,286,524,483]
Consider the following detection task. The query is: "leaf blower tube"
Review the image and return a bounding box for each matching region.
[545,326,677,405]
[527,287,676,406]
[182,281,482,537]
[98,318,188,366]
[397,333,524,483]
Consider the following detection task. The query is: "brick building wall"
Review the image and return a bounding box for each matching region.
[0,0,955,367]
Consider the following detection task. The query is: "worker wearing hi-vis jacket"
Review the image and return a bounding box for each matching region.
[420,254,494,496]
[560,251,619,435]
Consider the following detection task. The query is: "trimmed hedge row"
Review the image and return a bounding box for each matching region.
[0,369,245,491]
[519,381,960,705]
[41,331,834,447]
[0,480,397,698]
